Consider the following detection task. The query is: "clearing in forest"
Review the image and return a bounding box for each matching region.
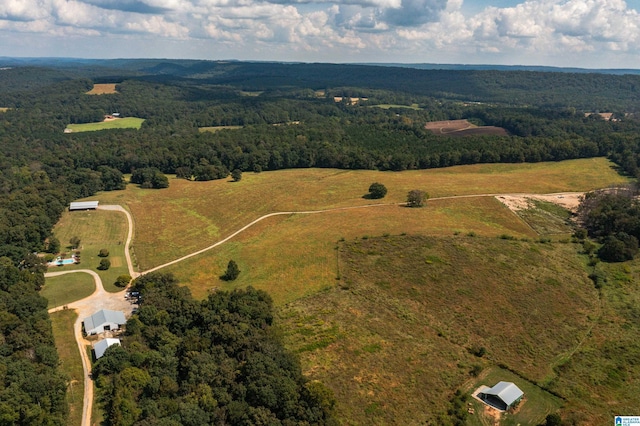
[86,83,118,95]
[425,119,508,136]
[65,117,144,133]
[199,125,243,133]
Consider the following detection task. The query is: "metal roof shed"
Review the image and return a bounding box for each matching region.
[83,309,126,335]
[93,338,121,359]
[480,381,524,411]
[70,201,99,211]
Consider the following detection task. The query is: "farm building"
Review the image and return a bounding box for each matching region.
[479,381,524,411]
[93,338,121,359]
[82,309,126,335]
[69,201,99,211]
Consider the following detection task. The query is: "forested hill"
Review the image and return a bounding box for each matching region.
[2,59,640,109]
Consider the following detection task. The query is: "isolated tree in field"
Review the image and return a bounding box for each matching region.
[406,190,428,207]
[231,169,242,182]
[69,236,81,249]
[98,258,111,270]
[114,274,132,288]
[98,248,110,257]
[222,260,240,281]
[368,182,387,199]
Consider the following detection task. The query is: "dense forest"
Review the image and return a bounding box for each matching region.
[93,273,335,425]
[1,59,640,424]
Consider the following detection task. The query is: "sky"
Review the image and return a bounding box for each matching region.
[1,0,640,68]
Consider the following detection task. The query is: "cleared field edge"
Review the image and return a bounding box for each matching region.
[64,117,145,133]
[50,309,83,426]
[86,83,118,95]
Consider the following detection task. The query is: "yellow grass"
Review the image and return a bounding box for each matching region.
[51,209,129,292]
[0,107,8,112]
[51,310,83,426]
[199,126,243,133]
[86,83,118,95]
[93,157,627,274]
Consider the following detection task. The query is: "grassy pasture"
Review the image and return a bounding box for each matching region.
[370,103,423,110]
[198,125,243,133]
[91,158,627,275]
[65,117,144,133]
[50,310,83,426]
[516,199,573,236]
[278,235,595,424]
[0,107,8,112]
[86,83,118,95]
[41,273,95,309]
[50,209,129,293]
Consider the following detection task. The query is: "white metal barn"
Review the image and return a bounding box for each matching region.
[93,338,121,359]
[69,201,99,211]
[479,381,524,411]
[83,309,126,335]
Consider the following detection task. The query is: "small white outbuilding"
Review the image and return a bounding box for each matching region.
[93,338,121,359]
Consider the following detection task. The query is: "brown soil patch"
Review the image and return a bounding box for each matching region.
[103,116,121,122]
[496,192,583,213]
[425,119,508,137]
[87,83,118,95]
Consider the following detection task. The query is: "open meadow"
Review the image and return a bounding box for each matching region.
[85,83,118,94]
[54,157,636,423]
[278,235,595,424]
[49,209,129,294]
[64,117,144,133]
[0,107,8,112]
[41,273,95,309]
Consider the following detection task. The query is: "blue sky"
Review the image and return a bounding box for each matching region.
[1,0,640,68]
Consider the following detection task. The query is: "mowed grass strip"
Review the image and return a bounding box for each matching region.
[41,273,95,309]
[65,117,144,133]
[165,197,536,304]
[278,235,597,424]
[86,83,118,95]
[51,209,129,292]
[93,158,628,271]
[50,310,83,426]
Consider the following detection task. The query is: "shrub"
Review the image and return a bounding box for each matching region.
[98,248,110,257]
[406,189,428,207]
[368,182,387,199]
[98,259,111,270]
[114,275,132,288]
[221,260,240,281]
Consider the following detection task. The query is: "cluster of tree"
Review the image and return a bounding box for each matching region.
[0,257,68,424]
[130,167,169,189]
[93,273,336,425]
[578,186,640,262]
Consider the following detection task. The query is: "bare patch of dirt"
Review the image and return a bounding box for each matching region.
[425,119,508,137]
[496,192,583,213]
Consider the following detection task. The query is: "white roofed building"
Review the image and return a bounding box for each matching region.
[479,381,524,411]
[93,338,121,359]
[83,309,126,335]
[70,201,99,211]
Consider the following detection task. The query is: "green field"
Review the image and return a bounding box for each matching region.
[65,117,144,133]
[50,310,83,426]
[41,273,96,309]
[370,103,423,110]
[50,209,129,293]
[198,125,243,133]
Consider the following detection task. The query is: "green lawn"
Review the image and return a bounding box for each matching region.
[50,209,129,292]
[50,310,83,426]
[41,273,95,309]
[198,125,243,133]
[65,117,144,133]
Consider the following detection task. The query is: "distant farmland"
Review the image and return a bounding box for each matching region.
[86,83,118,95]
[0,107,8,112]
[425,119,508,137]
[65,117,144,133]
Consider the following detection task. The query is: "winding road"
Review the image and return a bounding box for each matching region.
[45,193,584,426]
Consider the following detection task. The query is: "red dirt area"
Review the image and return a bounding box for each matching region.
[425,119,508,137]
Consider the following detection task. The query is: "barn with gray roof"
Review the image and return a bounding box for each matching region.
[479,381,524,411]
[82,309,126,335]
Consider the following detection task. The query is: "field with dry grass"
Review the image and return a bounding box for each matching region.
[278,235,596,424]
[86,83,118,94]
[425,119,509,136]
[92,158,627,277]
